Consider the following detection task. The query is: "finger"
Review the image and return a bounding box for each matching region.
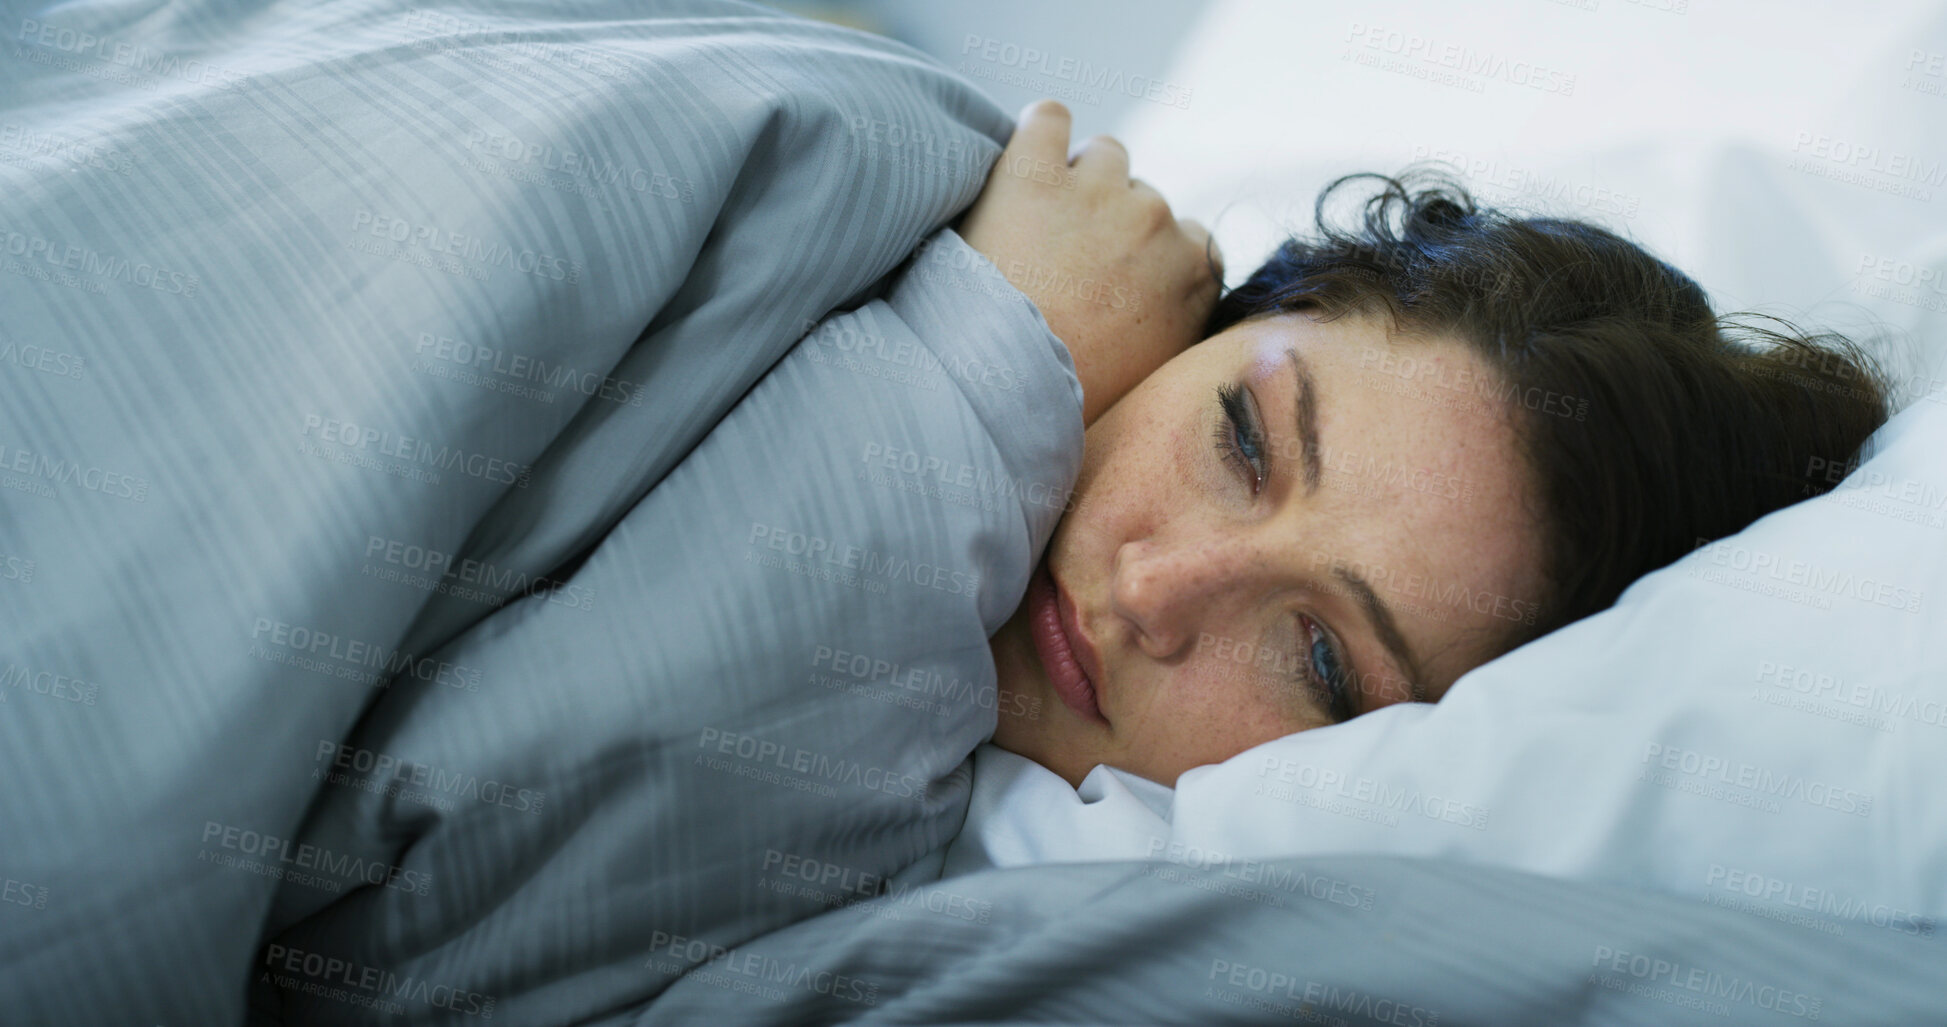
[1070,134,1130,184]
[1178,217,1224,280]
[1127,177,1175,229]
[1177,217,1211,258]
[1005,99,1072,168]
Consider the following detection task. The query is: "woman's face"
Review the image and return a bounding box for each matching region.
[989,309,1549,788]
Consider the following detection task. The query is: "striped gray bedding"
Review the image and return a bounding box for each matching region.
[1,0,1038,1021]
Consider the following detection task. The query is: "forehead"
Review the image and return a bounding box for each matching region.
[1241,312,1547,689]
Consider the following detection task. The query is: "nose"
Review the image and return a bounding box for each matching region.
[1110,534,1272,659]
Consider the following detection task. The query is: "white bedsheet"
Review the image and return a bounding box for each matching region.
[939,744,1172,877]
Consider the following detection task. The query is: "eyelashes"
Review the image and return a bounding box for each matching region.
[1210,381,1355,723]
[1303,617,1355,722]
[1212,382,1263,491]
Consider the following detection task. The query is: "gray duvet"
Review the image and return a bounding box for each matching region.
[0,1,1931,1024]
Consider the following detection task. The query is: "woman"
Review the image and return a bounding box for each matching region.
[962,101,1890,789]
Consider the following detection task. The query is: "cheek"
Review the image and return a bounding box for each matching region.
[1078,387,1216,507]
[1067,405,1187,542]
[1144,659,1310,761]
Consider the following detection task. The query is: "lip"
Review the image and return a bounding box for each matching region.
[1026,558,1109,725]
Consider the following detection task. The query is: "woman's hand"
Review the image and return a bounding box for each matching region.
[959,100,1223,427]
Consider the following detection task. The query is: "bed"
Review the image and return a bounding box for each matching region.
[1,1,1942,1024]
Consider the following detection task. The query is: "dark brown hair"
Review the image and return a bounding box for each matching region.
[1207,169,1892,653]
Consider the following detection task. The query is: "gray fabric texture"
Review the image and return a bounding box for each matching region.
[639,853,1937,1026]
[0,1,1052,1022]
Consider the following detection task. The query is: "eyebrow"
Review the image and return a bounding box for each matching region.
[1285,348,1323,495]
[1282,346,1426,703]
[1328,564,1429,704]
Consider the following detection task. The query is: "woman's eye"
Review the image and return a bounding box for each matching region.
[1298,616,1354,723]
[1212,383,1266,492]
[1211,383,1351,722]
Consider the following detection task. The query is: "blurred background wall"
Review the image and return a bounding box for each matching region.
[774,0,1947,402]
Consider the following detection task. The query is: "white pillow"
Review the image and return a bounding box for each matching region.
[1163,396,1947,933]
